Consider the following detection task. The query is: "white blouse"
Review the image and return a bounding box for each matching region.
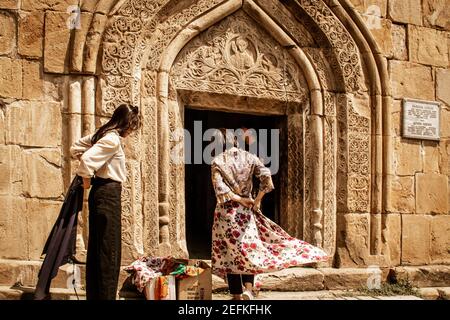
[70,130,126,183]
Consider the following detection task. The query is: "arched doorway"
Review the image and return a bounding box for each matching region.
[82,0,391,268]
[184,107,287,258]
[153,6,328,263]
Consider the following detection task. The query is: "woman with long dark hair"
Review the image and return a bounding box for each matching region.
[70,104,141,300]
[210,128,328,300]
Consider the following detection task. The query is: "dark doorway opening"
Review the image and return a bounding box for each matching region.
[184,107,287,259]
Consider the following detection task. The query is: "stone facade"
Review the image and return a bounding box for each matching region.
[0,0,449,292]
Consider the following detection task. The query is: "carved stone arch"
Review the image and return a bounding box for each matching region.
[88,0,392,267]
[331,0,392,263]
[145,1,332,261]
[99,0,371,113]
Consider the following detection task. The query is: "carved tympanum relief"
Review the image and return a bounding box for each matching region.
[171,11,307,103]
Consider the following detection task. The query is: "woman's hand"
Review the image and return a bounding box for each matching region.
[230,193,254,208]
[232,194,254,208]
[251,190,266,213]
[240,197,255,208]
[251,200,261,213]
[82,177,91,189]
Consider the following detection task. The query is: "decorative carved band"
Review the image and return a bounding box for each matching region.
[298,0,365,93]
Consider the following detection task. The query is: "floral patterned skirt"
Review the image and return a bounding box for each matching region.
[211,201,328,280]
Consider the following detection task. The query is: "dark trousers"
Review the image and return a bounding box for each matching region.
[227,273,255,294]
[86,177,122,300]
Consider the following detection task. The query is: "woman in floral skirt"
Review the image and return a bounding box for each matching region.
[210,128,328,300]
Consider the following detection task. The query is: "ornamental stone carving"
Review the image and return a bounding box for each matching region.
[171,11,307,103]
[297,0,366,93]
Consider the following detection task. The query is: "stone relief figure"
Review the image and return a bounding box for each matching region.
[202,47,215,66]
[261,54,278,73]
[229,36,255,70]
[262,54,284,83]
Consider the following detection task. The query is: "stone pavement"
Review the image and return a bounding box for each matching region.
[212,290,424,300]
[0,286,426,300]
[1,262,449,300]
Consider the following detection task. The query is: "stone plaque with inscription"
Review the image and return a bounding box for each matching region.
[402,99,440,141]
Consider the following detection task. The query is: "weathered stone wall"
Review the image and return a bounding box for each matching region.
[349,0,450,266]
[0,0,144,264]
[0,0,448,275]
[0,0,68,261]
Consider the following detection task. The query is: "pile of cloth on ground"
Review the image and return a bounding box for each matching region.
[124,256,207,300]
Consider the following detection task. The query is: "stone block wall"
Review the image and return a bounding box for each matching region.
[350,0,450,266]
[0,0,68,261]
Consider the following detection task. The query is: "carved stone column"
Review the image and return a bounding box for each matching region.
[323,91,337,265]
[68,78,86,262]
[285,112,304,238]
[310,114,324,247]
[168,91,188,258]
[82,77,96,136]
[141,96,160,257]
[157,71,171,255]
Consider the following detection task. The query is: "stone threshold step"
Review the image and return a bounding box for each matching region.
[1,259,388,292]
[1,259,449,292]
[0,259,132,292]
[213,290,425,300]
[417,287,450,300]
[0,285,146,300]
[0,285,86,300]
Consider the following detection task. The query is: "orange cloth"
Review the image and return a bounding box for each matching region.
[153,276,170,300]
